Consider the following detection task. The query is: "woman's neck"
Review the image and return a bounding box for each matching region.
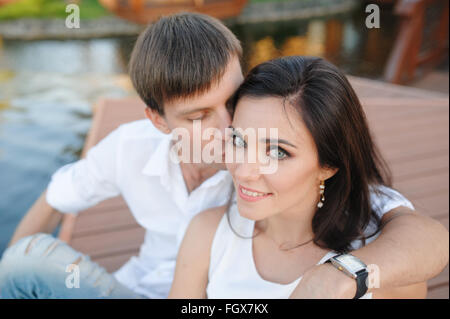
[255,203,316,248]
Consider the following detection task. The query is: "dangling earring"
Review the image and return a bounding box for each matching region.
[317,180,325,208]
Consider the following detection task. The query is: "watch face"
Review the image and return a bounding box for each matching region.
[335,254,366,273]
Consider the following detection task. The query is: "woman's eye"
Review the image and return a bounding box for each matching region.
[232,134,246,148]
[268,146,288,160]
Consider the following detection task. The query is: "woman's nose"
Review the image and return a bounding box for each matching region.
[234,161,261,182]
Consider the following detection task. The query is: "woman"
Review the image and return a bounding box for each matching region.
[169,56,425,299]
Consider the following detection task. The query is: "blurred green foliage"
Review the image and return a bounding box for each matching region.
[0,0,109,20]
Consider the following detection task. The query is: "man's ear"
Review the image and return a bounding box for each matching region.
[145,107,171,134]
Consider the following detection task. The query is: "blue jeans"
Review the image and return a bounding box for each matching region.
[0,233,144,299]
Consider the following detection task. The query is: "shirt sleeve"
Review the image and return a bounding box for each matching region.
[46,126,123,214]
[349,184,415,250]
[370,184,415,218]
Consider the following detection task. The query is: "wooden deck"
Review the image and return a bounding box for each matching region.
[58,76,449,299]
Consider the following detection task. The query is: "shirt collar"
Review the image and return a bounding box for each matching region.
[198,169,232,190]
[142,133,171,179]
[142,133,233,191]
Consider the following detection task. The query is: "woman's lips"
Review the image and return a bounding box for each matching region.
[238,184,272,202]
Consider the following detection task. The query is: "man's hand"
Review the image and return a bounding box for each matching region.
[289,263,357,299]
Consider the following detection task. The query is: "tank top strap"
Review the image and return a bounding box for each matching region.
[208,197,254,280]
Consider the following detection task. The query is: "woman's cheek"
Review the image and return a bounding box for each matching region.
[226,161,239,179]
[270,160,313,196]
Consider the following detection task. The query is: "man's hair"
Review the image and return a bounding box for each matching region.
[129,12,242,115]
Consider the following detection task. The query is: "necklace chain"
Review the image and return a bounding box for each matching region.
[254,220,314,252]
[264,232,314,251]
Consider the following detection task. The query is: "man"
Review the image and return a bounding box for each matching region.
[0,13,448,299]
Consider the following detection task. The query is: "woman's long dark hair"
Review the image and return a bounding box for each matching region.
[226,56,396,253]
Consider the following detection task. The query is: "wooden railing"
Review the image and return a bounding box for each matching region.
[384,0,449,84]
[99,0,248,24]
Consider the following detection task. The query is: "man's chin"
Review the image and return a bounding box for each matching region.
[206,161,227,170]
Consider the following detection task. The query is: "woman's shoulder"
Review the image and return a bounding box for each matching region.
[181,205,229,254]
[175,206,229,277]
[190,205,228,233]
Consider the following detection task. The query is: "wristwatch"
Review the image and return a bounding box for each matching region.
[325,253,369,299]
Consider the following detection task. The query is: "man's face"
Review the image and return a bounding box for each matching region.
[148,55,244,169]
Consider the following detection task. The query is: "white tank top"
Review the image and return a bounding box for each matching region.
[206,199,373,299]
[205,185,415,299]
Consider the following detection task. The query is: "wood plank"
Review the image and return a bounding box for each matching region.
[373,124,448,147]
[72,207,138,238]
[376,140,448,165]
[92,250,140,273]
[389,153,449,182]
[394,171,449,199]
[369,112,449,134]
[380,140,448,163]
[412,191,449,218]
[69,226,145,259]
[427,285,449,299]
[428,264,449,290]
[349,76,449,99]
[362,97,448,107]
[75,196,129,216]
[364,102,448,122]
[370,104,448,122]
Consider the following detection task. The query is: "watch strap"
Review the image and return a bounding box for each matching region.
[353,268,369,299]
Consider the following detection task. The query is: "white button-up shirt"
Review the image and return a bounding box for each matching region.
[46,119,414,298]
[46,119,233,298]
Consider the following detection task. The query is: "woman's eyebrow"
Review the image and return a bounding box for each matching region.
[229,126,297,148]
[261,138,297,148]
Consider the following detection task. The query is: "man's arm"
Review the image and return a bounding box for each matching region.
[8,125,127,248]
[8,190,62,247]
[290,206,449,298]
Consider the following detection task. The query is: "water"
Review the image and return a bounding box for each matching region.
[0,9,398,254]
[0,38,137,253]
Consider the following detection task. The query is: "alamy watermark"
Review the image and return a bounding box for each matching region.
[365,4,380,29]
[65,264,80,289]
[65,4,80,29]
[367,263,381,289]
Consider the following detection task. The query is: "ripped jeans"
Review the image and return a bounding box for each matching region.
[0,233,144,299]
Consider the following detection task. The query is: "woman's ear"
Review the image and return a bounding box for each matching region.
[319,166,339,181]
[145,107,171,134]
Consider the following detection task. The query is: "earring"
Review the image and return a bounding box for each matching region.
[317,180,325,208]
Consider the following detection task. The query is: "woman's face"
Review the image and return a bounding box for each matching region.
[226,96,336,221]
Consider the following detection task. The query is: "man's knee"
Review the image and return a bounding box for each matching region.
[0,233,70,281]
[0,233,50,279]
[2,233,55,260]
[0,233,80,298]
